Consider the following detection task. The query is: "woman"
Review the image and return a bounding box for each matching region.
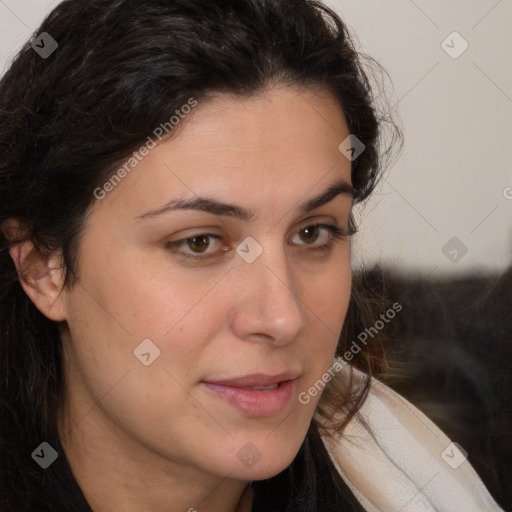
[0,0,503,510]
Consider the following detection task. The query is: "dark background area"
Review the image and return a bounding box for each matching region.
[360,265,511,511]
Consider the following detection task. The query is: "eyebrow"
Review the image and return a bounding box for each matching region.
[135,180,355,221]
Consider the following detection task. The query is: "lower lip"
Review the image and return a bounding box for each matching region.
[201,379,298,417]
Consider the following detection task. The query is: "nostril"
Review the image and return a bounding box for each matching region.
[248,332,275,343]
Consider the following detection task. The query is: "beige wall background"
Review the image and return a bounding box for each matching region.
[1,0,511,276]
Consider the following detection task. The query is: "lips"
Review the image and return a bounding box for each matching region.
[201,371,300,417]
[203,371,300,389]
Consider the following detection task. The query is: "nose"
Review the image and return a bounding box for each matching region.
[230,243,309,346]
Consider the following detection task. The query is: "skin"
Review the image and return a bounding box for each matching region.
[4,85,354,512]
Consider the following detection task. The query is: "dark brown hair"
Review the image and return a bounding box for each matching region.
[0,0,401,509]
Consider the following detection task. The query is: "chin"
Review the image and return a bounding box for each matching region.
[241,459,295,481]
[222,434,306,482]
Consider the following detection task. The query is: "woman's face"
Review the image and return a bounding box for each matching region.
[58,85,354,483]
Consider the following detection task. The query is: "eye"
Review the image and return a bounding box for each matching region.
[291,223,350,249]
[183,234,214,253]
[166,234,225,259]
[294,225,326,245]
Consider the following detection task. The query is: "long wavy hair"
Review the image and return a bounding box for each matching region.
[0,0,401,510]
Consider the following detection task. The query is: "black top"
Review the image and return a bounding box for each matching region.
[250,423,366,512]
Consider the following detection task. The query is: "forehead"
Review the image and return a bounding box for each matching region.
[174,86,349,161]
[93,85,352,219]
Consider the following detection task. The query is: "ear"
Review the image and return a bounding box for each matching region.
[1,219,68,322]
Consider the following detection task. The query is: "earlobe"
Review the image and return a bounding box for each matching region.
[2,221,68,322]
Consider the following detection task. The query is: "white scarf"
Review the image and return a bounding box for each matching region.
[318,366,504,511]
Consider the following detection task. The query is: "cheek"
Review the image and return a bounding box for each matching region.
[301,251,352,335]
[63,243,230,421]
[73,237,226,341]
[62,270,230,462]
[279,256,350,403]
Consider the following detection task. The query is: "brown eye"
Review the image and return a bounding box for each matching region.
[291,223,349,250]
[299,225,320,244]
[166,233,225,260]
[186,235,211,253]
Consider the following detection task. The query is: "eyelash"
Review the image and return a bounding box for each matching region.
[165,223,354,261]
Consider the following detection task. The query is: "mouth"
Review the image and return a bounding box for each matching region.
[201,371,300,417]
